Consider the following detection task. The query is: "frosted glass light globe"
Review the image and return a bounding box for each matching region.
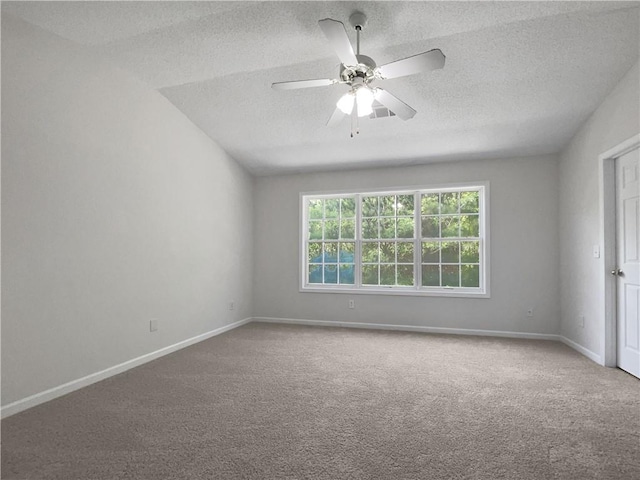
[355,87,374,117]
[336,93,355,115]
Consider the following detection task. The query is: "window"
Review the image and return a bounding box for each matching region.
[301,184,488,297]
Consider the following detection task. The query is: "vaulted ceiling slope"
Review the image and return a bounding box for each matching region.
[4,1,640,175]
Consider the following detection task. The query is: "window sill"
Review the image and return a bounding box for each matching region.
[300,286,490,298]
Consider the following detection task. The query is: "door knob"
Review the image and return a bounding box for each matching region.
[611,269,624,276]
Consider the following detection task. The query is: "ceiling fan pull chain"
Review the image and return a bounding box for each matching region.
[351,108,355,137]
[350,103,360,137]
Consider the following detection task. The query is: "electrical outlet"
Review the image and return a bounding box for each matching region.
[526,308,534,317]
[578,315,585,328]
[149,319,158,332]
[348,299,355,309]
[229,301,235,311]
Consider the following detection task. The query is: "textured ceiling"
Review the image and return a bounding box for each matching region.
[4,1,640,175]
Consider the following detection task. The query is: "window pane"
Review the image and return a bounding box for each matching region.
[460,191,479,213]
[324,264,338,284]
[380,265,395,285]
[362,196,378,217]
[398,194,414,212]
[362,218,378,239]
[422,265,440,286]
[339,242,355,263]
[325,220,339,239]
[340,219,355,239]
[380,218,395,239]
[397,242,414,263]
[341,197,355,218]
[308,242,322,263]
[442,265,460,287]
[396,217,414,238]
[460,215,479,237]
[325,199,339,218]
[441,192,459,214]
[461,264,480,287]
[422,242,440,263]
[339,264,355,284]
[309,199,323,219]
[381,196,396,216]
[461,241,479,263]
[309,220,322,240]
[441,216,459,237]
[362,242,379,263]
[421,193,439,215]
[362,264,379,285]
[324,242,338,262]
[308,264,322,283]
[397,265,414,286]
[422,216,439,238]
[380,242,396,263]
[441,242,460,263]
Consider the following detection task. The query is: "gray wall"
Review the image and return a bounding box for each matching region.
[253,155,560,335]
[559,62,640,357]
[1,15,254,405]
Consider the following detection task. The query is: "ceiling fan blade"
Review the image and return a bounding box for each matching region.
[318,18,358,66]
[326,107,345,127]
[377,49,445,79]
[374,88,417,121]
[272,78,336,90]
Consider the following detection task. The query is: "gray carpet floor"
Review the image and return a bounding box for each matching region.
[2,322,639,479]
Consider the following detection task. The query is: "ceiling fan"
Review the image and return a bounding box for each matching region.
[272,12,445,135]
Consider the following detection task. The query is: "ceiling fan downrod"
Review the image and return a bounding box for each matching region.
[349,11,368,57]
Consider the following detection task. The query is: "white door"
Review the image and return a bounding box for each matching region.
[616,147,640,378]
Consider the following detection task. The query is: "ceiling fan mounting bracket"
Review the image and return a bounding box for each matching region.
[349,12,367,30]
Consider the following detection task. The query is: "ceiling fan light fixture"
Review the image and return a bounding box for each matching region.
[337,92,355,115]
[355,86,374,117]
[272,15,445,131]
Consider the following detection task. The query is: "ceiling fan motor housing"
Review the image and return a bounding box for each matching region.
[339,54,377,84]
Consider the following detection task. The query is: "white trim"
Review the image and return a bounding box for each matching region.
[253,316,560,341]
[559,336,603,365]
[299,181,489,197]
[3,317,608,419]
[599,134,640,367]
[599,134,640,161]
[0,318,252,419]
[298,286,490,298]
[255,317,607,365]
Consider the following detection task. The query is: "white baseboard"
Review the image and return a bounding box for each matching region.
[1,317,252,419]
[252,317,561,341]
[559,336,603,365]
[2,318,604,419]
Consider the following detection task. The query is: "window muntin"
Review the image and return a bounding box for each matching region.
[302,185,487,296]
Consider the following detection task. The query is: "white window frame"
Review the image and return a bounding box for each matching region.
[300,182,490,298]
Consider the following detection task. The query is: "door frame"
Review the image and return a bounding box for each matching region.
[599,134,640,367]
